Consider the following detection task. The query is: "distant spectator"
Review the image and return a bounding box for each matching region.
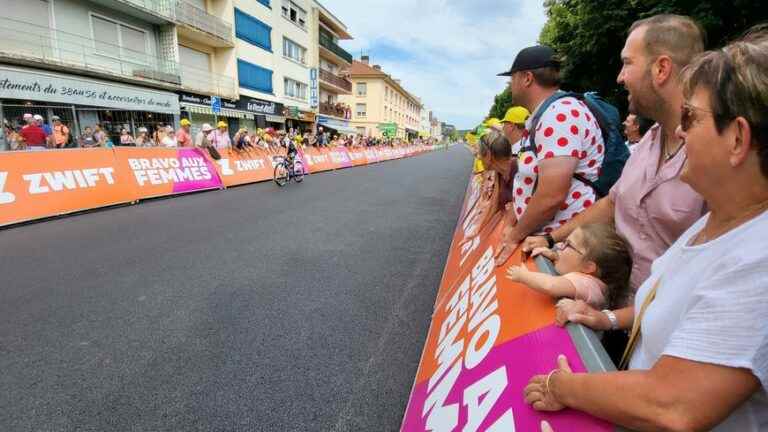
[119,129,135,146]
[133,127,150,147]
[78,127,97,148]
[153,123,166,145]
[51,116,70,149]
[19,115,47,150]
[207,121,231,150]
[34,114,51,137]
[233,128,253,151]
[161,126,177,147]
[623,113,654,153]
[4,123,24,151]
[195,123,213,148]
[177,119,192,148]
[93,125,108,147]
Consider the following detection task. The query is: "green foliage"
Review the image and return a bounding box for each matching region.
[488,88,515,120]
[489,0,768,115]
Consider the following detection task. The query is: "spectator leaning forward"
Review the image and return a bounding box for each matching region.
[524,26,768,432]
[494,45,608,266]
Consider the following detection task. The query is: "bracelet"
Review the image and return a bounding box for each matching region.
[602,309,619,331]
[545,369,563,396]
[544,233,555,249]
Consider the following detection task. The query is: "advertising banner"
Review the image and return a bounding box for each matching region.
[114,147,223,199]
[401,174,614,432]
[212,148,277,187]
[0,149,134,226]
[0,144,435,227]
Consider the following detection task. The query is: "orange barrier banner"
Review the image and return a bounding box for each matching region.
[211,147,280,187]
[0,149,135,226]
[401,173,613,432]
[0,144,436,227]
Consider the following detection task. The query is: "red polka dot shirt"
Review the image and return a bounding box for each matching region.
[513,97,605,233]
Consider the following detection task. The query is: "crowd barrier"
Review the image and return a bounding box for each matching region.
[401,171,618,431]
[0,144,438,227]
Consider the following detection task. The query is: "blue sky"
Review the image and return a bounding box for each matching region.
[320,0,547,129]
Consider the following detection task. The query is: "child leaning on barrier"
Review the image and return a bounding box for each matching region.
[505,223,632,309]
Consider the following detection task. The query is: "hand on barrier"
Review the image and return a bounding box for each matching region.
[555,299,612,330]
[494,240,518,267]
[505,263,530,282]
[530,247,558,261]
[524,354,573,412]
[522,235,549,255]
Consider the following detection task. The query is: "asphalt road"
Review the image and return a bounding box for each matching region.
[0,145,472,432]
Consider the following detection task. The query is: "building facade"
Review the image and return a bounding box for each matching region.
[310,1,354,136]
[0,0,364,150]
[340,57,422,140]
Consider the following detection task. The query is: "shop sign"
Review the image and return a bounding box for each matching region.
[235,96,283,116]
[309,68,318,108]
[179,91,237,109]
[0,65,179,114]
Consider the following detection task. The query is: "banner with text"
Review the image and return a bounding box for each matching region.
[1,145,436,226]
[400,173,613,432]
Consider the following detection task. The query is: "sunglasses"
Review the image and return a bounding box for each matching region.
[680,103,716,132]
[556,239,585,255]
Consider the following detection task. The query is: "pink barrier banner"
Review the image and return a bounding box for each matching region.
[114,147,223,199]
[401,173,614,432]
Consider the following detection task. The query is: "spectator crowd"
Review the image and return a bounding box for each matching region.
[467,13,768,432]
[3,115,434,153]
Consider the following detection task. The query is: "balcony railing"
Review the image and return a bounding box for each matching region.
[0,18,182,86]
[318,68,352,92]
[180,64,237,100]
[319,102,351,119]
[319,29,353,64]
[119,0,175,19]
[174,1,233,44]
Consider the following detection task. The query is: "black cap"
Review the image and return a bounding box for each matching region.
[497,45,560,76]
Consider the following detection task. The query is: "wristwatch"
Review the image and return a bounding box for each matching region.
[602,309,619,331]
[544,233,555,248]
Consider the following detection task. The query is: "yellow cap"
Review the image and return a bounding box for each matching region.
[180,119,191,126]
[217,121,228,128]
[502,106,531,125]
[483,118,502,128]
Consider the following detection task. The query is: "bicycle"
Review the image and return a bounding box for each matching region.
[273,154,305,186]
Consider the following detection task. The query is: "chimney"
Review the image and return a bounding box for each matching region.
[361,55,370,64]
[373,65,382,71]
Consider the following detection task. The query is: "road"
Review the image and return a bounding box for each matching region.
[0,145,471,431]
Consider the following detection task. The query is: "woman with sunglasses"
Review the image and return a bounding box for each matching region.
[506,224,632,310]
[524,28,768,432]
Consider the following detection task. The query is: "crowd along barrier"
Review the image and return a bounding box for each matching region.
[0,144,438,227]
[401,171,619,432]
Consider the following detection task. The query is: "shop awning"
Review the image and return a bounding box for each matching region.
[183,103,254,119]
[322,124,358,134]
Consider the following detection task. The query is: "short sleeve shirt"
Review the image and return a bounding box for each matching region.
[20,125,47,146]
[512,97,605,234]
[562,272,607,309]
[630,211,768,430]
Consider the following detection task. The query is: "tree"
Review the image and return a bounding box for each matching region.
[488,88,514,120]
[488,0,768,116]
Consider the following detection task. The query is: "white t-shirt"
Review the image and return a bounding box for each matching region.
[513,96,605,234]
[630,211,768,431]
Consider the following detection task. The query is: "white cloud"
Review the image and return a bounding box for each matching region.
[319,0,547,129]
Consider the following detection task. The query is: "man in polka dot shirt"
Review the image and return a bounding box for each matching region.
[495,45,605,265]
